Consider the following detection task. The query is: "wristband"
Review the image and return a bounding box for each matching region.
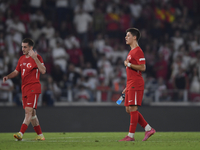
[127,63,131,67]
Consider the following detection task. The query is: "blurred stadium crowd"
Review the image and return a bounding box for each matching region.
[0,0,200,106]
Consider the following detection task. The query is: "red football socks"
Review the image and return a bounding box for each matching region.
[34,125,42,135]
[138,111,148,128]
[129,111,139,133]
[20,124,28,134]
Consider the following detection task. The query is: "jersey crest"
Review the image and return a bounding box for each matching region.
[26,63,32,69]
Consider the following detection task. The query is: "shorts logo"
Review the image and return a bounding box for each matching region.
[27,63,32,69]
[27,103,32,105]
[129,100,133,102]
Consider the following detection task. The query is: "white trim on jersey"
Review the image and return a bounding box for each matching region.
[135,91,137,105]
[139,58,145,61]
[33,94,37,108]
[36,69,38,79]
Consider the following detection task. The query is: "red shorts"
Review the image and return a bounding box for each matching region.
[22,93,40,109]
[124,90,144,106]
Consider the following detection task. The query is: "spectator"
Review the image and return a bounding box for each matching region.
[42,83,55,106]
[154,53,168,80]
[171,30,184,51]
[64,33,80,49]
[92,8,105,35]
[29,0,43,13]
[52,42,69,72]
[0,75,14,102]
[83,42,97,68]
[49,31,63,49]
[173,67,189,101]
[6,16,26,56]
[35,33,49,60]
[93,33,105,53]
[105,6,120,39]
[66,43,84,67]
[29,22,42,41]
[45,75,62,101]
[55,0,69,25]
[0,32,6,51]
[97,54,113,85]
[41,21,55,40]
[73,7,93,47]
[30,10,45,26]
[75,85,90,102]
[190,67,200,94]
[82,62,97,77]
[66,63,81,88]
[59,21,70,39]
[51,64,64,84]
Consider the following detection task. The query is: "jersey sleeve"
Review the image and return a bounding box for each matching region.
[15,57,21,72]
[37,55,44,66]
[135,50,146,65]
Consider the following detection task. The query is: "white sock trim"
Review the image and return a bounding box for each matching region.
[128,132,134,138]
[19,132,23,136]
[145,124,151,131]
[31,115,37,120]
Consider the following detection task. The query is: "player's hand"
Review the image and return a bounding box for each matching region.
[3,76,8,83]
[122,87,126,94]
[124,59,129,67]
[28,49,38,59]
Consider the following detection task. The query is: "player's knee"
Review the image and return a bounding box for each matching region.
[31,115,37,120]
[25,107,33,115]
[125,107,130,114]
[129,105,138,112]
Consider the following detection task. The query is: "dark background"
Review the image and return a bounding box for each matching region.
[1,106,199,132]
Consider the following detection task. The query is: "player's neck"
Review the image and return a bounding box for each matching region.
[130,42,139,50]
[25,54,30,58]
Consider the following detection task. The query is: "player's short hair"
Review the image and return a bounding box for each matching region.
[126,28,141,41]
[22,38,35,47]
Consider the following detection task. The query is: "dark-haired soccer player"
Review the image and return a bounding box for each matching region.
[3,38,46,141]
[119,28,155,141]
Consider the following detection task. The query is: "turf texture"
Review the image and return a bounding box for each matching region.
[0,132,200,150]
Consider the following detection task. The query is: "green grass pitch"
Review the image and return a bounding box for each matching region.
[0,132,200,150]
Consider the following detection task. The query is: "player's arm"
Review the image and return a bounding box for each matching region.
[29,50,46,74]
[124,59,146,72]
[3,70,19,83]
[33,57,46,74]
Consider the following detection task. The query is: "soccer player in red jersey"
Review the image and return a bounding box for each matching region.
[3,38,46,141]
[119,28,155,142]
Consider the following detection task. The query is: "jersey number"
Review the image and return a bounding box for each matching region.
[22,69,25,76]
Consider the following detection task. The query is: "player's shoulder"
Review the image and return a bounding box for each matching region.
[37,54,42,58]
[36,54,43,60]
[135,46,144,54]
[136,46,143,51]
[18,55,25,61]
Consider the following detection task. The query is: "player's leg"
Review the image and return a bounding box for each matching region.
[119,90,137,141]
[126,106,155,139]
[136,90,156,141]
[14,96,33,140]
[31,109,45,140]
[138,111,156,141]
[14,106,33,140]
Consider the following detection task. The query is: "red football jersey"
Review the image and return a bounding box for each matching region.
[126,46,145,90]
[15,54,44,96]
